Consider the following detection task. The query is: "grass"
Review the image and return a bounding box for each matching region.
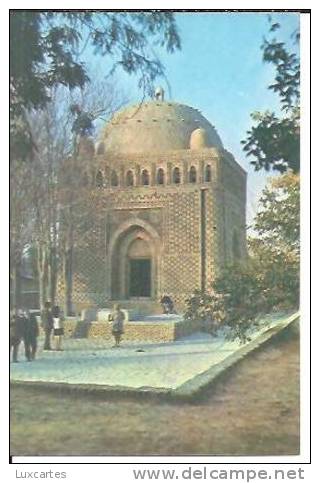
[10,327,299,457]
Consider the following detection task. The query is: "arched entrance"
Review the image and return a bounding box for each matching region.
[108,221,160,300]
[127,238,151,297]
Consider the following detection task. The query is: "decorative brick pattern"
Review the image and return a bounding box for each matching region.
[56,148,246,315]
[204,189,216,285]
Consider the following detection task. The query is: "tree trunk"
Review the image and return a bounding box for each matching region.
[63,246,73,316]
[11,259,22,310]
[48,246,58,306]
[37,243,49,312]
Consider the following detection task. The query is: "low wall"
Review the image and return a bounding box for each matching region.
[174,318,204,339]
[48,318,202,343]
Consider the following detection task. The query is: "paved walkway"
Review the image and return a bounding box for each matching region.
[10,312,297,391]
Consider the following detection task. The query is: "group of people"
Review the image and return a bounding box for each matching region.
[10,302,64,363]
[10,296,176,358]
[10,309,39,363]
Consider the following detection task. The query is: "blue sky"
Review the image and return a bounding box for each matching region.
[162,12,300,222]
[87,11,300,223]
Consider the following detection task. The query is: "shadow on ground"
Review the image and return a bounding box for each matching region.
[10,325,300,457]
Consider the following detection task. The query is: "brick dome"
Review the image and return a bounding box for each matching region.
[98,100,223,154]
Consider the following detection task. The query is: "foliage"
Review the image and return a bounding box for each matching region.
[10,159,35,307]
[11,82,127,311]
[241,17,300,173]
[184,261,266,344]
[185,172,300,342]
[70,105,94,137]
[251,172,300,252]
[10,11,180,161]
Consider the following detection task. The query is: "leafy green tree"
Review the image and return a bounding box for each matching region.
[241,18,300,173]
[248,172,300,309]
[250,172,299,253]
[10,11,181,160]
[185,172,300,342]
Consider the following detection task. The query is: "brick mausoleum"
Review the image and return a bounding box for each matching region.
[57,88,247,316]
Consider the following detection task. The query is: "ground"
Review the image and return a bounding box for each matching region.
[10,327,299,456]
[10,313,294,391]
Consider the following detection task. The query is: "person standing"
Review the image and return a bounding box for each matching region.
[52,305,64,351]
[42,301,53,351]
[23,310,39,361]
[109,304,125,348]
[10,309,23,363]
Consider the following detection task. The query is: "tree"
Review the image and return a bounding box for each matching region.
[185,172,300,342]
[250,172,299,253]
[24,81,127,312]
[58,83,128,315]
[10,11,180,311]
[241,18,300,173]
[10,11,180,161]
[248,172,299,309]
[57,146,105,316]
[10,160,34,309]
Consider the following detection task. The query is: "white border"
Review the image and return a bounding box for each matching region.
[2,1,313,478]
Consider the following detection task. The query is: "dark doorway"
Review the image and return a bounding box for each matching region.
[129,259,151,297]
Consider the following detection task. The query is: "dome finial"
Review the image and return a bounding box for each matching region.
[155,86,165,102]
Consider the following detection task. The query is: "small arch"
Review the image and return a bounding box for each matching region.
[189,166,197,183]
[141,169,150,186]
[95,170,104,188]
[126,170,134,187]
[173,167,181,184]
[111,170,119,187]
[205,164,212,182]
[157,168,165,185]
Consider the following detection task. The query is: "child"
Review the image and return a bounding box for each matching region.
[109,304,125,348]
[52,305,64,351]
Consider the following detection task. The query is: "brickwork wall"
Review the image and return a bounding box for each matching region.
[56,148,246,314]
[56,213,107,313]
[47,319,203,342]
[203,186,221,286]
[162,189,201,307]
[105,186,202,310]
[218,153,247,264]
[223,190,247,262]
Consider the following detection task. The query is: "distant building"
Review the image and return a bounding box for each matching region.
[10,254,39,309]
[57,90,247,314]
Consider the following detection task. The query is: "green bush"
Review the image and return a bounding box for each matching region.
[185,173,300,343]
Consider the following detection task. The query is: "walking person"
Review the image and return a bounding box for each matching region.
[109,304,125,348]
[10,309,23,363]
[42,301,53,351]
[52,305,64,351]
[23,310,39,361]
